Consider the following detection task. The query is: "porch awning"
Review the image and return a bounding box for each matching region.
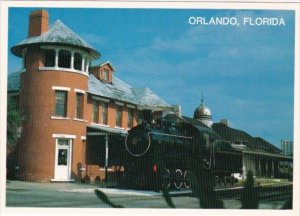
[242,150,293,160]
[87,124,128,136]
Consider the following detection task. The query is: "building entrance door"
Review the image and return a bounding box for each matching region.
[54,139,72,180]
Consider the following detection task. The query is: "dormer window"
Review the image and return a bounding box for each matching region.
[90,62,115,82]
[103,69,109,82]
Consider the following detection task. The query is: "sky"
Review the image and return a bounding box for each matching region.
[7,7,295,147]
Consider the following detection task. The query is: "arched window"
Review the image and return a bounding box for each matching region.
[74,52,82,71]
[58,50,71,68]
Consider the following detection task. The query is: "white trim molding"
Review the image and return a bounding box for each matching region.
[51,116,70,120]
[51,179,76,182]
[127,104,136,109]
[73,118,86,122]
[52,134,76,139]
[52,86,71,91]
[74,88,86,94]
[115,101,124,106]
[81,136,86,141]
[92,96,110,103]
[91,122,110,128]
[114,126,125,130]
[99,168,113,172]
[39,67,89,77]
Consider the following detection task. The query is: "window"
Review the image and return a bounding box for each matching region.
[55,91,67,117]
[74,52,82,71]
[44,49,55,67]
[103,69,109,81]
[127,108,134,128]
[93,100,99,123]
[101,102,108,125]
[116,105,122,127]
[58,50,71,68]
[57,139,69,166]
[23,54,27,69]
[76,93,84,119]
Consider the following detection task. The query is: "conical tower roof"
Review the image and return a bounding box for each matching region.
[11,20,100,59]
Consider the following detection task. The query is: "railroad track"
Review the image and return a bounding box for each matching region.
[169,183,293,201]
[215,184,292,201]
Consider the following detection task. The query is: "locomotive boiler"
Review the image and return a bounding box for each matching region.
[123,114,242,190]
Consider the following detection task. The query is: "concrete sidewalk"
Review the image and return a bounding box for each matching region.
[6,180,108,192]
[6,180,189,197]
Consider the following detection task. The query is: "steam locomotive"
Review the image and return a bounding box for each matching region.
[123,113,242,190]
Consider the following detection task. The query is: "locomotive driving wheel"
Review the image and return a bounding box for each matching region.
[183,170,191,189]
[174,169,183,189]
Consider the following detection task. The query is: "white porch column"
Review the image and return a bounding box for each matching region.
[259,159,262,177]
[105,134,109,182]
[86,62,89,73]
[55,49,59,68]
[242,153,246,179]
[70,51,75,69]
[81,57,85,71]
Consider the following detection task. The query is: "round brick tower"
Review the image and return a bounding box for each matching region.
[11,10,100,181]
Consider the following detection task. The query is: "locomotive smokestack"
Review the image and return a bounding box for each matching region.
[142,110,153,124]
[141,110,153,123]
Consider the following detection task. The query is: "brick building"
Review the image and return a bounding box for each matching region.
[8,10,172,182]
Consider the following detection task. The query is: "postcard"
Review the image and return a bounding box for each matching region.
[0,1,299,216]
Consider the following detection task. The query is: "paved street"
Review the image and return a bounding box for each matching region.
[5,181,287,209]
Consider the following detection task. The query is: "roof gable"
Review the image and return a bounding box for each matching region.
[132,87,170,109]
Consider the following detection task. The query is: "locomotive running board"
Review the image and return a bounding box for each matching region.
[149,132,193,139]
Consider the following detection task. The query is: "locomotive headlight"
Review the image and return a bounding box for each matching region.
[125,129,151,157]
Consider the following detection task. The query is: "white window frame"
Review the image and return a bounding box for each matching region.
[52,134,76,139]
[74,88,86,94]
[52,86,71,91]
[75,91,85,120]
[51,86,70,119]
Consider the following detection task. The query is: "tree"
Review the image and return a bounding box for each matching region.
[241,170,259,209]
[6,96,21,155]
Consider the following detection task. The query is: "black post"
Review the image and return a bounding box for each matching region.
[105,134,109,182]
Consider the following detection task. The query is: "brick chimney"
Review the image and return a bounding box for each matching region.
[28,10,49,37]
